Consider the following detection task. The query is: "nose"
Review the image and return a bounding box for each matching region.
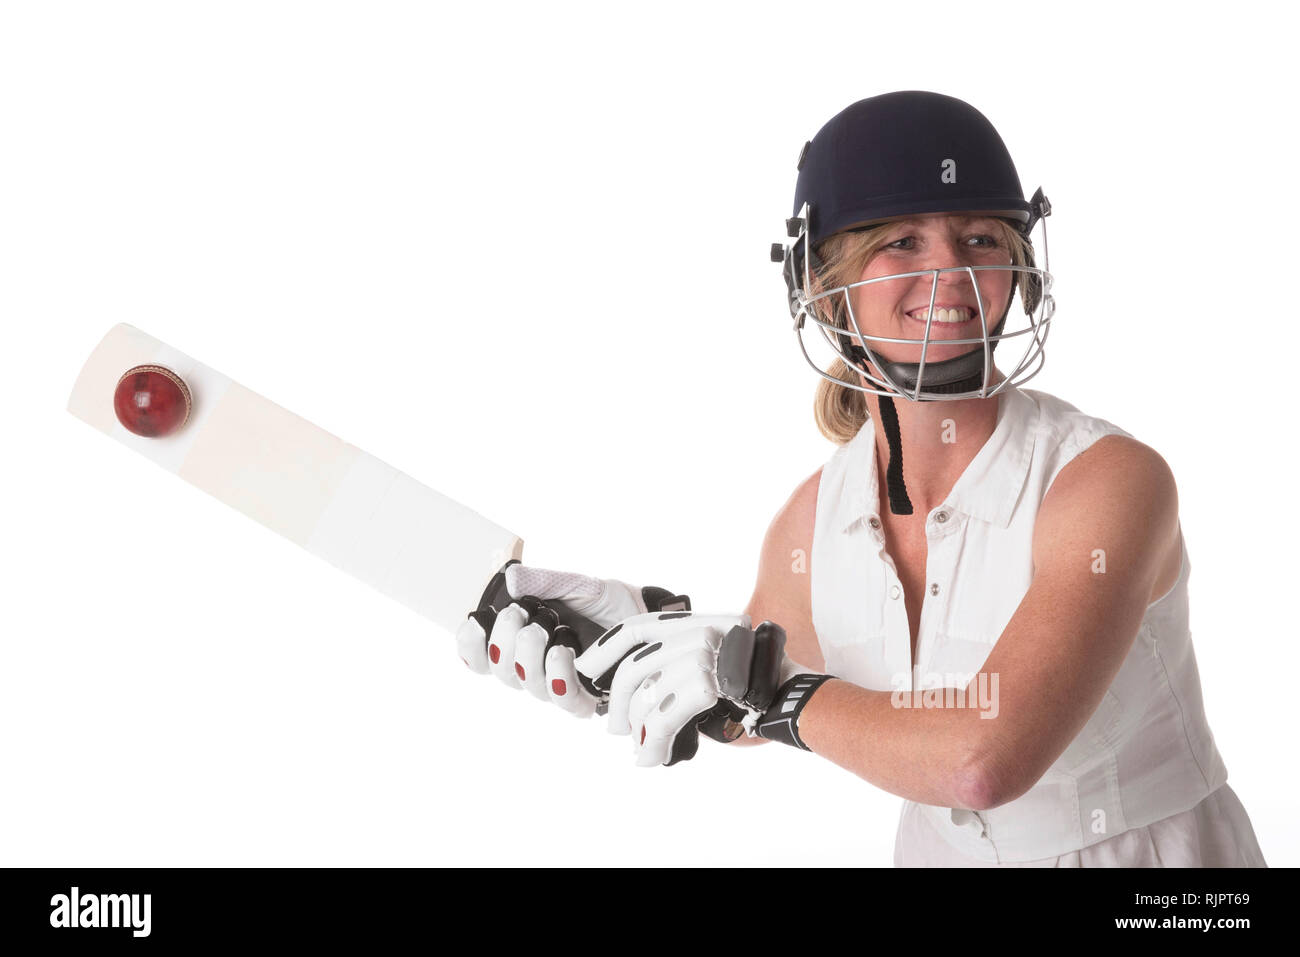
[914,240,985,308]
[917,234,975,275]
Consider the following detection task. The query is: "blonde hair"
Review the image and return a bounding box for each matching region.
[811,218,1035,444]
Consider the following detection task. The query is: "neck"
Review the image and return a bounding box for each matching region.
[865,382,1004,516]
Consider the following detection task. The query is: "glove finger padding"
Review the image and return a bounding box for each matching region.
[455,612,492,674]
[511,620,551,701]
[486,603,528,689]
[628,652,721,767]
[544,644,598,718]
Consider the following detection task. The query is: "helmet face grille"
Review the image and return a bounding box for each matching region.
[786,205,1055,401]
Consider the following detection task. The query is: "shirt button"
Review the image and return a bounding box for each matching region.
[930,583,940,596]
[890,585,901,600]
[934,510,949,523]
[869,517,881,529]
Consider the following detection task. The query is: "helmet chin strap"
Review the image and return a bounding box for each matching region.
[851,314,1006,516]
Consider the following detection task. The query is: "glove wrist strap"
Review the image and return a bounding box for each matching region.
[640,585,692,614]
[753,674,835,751]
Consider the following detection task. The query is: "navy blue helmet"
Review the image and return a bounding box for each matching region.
[772,90,1053,404]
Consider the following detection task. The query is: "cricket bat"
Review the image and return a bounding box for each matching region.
[66,323,607,650]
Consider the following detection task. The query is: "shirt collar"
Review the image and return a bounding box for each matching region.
[837,384,1040,534]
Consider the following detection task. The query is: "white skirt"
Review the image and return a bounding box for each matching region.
[894,783,1267,867]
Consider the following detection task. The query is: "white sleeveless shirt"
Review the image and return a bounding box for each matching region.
[810,384,1252,864]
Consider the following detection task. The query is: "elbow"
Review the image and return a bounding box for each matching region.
[953,751,1029,812]
[953,761,999,811]
[951,709,1046,810]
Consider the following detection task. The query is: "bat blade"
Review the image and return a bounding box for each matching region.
[67,323,522,634]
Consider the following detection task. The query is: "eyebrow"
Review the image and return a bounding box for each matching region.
[888,215,999,227]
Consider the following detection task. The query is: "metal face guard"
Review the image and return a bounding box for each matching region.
[780,203,1056,401]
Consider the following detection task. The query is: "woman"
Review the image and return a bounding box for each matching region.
[457,91,1267,867]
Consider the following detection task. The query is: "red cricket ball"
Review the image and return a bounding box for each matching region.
[113,365,192,438]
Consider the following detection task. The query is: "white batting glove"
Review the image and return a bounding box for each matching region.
[575,611,827,766]
[454,564,690,718]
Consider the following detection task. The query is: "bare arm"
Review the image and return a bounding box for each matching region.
[726,468,823,747]
[743,468,824,672]
[793,435,1182,809]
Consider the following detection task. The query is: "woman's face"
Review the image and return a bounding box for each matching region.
[846,212,1015,371]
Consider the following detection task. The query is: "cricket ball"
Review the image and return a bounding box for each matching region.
[113,365,192,438]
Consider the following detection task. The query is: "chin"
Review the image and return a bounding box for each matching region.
[883,343,986,366]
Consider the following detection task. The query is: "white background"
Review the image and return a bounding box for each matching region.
[1,0,1296,867]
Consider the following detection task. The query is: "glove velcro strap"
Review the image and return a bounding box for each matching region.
[640,585,691,614]
[753,674,835,751]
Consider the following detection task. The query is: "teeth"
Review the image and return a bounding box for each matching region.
[909,307,972,323]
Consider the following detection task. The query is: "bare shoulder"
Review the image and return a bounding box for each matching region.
[746,467,823,670]
[770,467,822,542]
[1041,433,1178,528]
[1036,434,1181,601]
[757,467,821,581]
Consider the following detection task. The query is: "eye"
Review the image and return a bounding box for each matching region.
[967,234,1000,249]
[886,236,915,250]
